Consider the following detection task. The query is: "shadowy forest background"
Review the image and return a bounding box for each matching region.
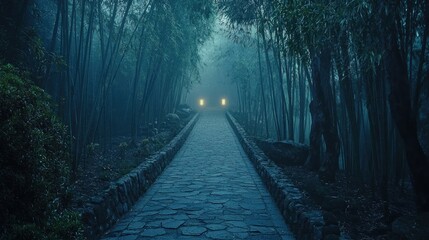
[216,0,429,210]
[1,0,214,238]
[215,1,429,236]
[0,0,429,239]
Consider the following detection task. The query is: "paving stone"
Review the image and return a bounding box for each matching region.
[101,112,294,240]
[140,228,166,237]
[206,204,224,210]
[122,229,140,235]
[162,220,185,229]
[225,221,248,228]
[152,196,171,201]
[188,184,203,189]
[159,209,177,215]
[244,219,273,226]
[221,215,244,221]
[171,192,199,197]
[154,215,172,220]
[211,191,233,196]
[195,213,217,221]
[182,205,204,211]
[145,220,163,227]
[247,235,282,240]
[206,224,227,231]
[173,214,190,220]
[127,221,146,230]
[223,201,241,209]
[227,227,248,233]
[169,204,187,210]
[208,199,229,204]
[206,230,233,239]
[118,235,138,240]
[143,205,164,211]
[176,236,209,240]
[239,202,266,210]
[250,225,277,234]
[184,218,204,226]
[202,218,224,224]
[232,232,249,239]
[140,211,158,216]
[180,226,207,236]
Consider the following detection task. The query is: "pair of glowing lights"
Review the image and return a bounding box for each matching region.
[199,98,227,106]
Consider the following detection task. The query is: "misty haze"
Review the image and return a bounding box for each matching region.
[0,1,428,240]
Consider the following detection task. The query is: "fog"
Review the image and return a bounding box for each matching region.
[186,20,238,110]
[1,1,429,238]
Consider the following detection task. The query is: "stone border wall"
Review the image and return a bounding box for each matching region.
[226,112,340,240]
[82,113,200,239]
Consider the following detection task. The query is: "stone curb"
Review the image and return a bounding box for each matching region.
[82,113,200,239]
[226,112,340,240]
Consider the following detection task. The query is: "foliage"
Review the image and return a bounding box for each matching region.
[0,64,82,239]
[118,142,129,158]
[86,142,100,158]
[135,137,165,158]
[7,210,83,240]
[218,0,429,209]
[140,138,152,157]
[45,210,84,240]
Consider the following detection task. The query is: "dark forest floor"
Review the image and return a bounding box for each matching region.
[281,165,418,239]
[232,113,427,239]
[69,115,193,211]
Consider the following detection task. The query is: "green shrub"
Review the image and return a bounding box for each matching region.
[46,210,84,240]
[135,138,151,157]
[86,142,100,158]
[7,210,83,240]
[118,141,129,158]
[8,223,45,240]
[0,64,82,239]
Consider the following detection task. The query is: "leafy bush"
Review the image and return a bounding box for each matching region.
[86,142,100,158]
[0,64,82,239]
[135,138,151,157]
[118,142,129,158]
[45,210,84,239]
[7,211,83,240]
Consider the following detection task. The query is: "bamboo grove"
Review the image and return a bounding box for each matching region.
[217,0,429,211]
[1,0,215,175]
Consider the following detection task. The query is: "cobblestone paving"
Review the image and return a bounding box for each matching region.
[103,111,295,240]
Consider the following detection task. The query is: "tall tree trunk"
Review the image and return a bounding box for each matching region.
[305,51,324,171]
[298,61,307,143]
[305,47,340,182]
[318,48,340,182]
[257,32,270,138]
[261,23,281,139]
[339,35,360,179]
[383,2,429,211]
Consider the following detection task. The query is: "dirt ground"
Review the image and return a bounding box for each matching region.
[69,115,192,211]
[281,165,418,239]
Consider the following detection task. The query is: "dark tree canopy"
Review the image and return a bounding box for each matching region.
[218,0,429,211]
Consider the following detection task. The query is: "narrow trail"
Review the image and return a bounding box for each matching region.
[103,110,294,240]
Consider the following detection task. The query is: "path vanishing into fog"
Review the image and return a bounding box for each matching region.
[102,111,295,240]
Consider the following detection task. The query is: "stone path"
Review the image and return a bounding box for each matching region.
[103,111,295,240]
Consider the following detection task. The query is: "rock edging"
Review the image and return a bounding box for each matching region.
[82,113,200,239]
[226,112,340,240]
